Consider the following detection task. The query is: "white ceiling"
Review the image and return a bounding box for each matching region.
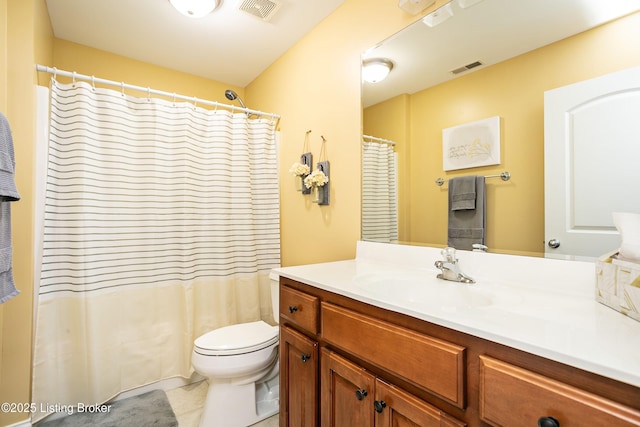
[363,0,640,107]
[45,0,345,87]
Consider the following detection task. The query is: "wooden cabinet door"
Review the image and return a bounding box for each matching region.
[374,378,466,427]
[479,356,640,427]
[281,325,319,427]
[321,348,375,427]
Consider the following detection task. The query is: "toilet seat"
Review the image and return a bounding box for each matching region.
[194,320,278,356]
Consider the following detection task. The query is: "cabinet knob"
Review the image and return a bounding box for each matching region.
[538,416,560,427]
[355,389,368,401]
[301,353,311,363]
[374,400,387,413]
[288,305,298,313]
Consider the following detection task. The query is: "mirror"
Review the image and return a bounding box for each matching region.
[362,0,640,256]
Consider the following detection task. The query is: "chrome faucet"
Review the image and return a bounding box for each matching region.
[434,247,475,284]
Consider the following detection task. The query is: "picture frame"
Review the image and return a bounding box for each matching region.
[442,116,501,171]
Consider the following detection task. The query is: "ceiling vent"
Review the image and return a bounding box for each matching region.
[238,0,282,22]
[450,60,483,75]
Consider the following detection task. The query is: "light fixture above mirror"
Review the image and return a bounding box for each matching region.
[362,58,394,83]
[422,2,454,27]
[398,0,436,15]
[169,0,219,18]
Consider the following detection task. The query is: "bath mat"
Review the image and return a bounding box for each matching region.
[38,389,178,427]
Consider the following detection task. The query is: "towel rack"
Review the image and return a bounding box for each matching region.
[435,171,511,186]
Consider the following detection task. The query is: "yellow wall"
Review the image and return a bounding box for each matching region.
[1,0,53,425]
[247,0,446,265]
[2,0,434,418]
[362,94,411,241]
[365,11,640,256]
[7,0,635,421]
[48,39,245,105]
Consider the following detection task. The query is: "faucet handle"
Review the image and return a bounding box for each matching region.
[441,247,457,262]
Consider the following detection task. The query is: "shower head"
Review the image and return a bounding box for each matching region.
[224,89,247,109]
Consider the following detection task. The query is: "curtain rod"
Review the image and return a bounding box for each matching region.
[35,65,281,121]
[363,135,396,145]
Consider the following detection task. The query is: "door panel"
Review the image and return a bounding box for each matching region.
[544,66,640,258]
[321,348,375,427]
[281,326,319,427]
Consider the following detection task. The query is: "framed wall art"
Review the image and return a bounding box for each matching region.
[442,116,501,171]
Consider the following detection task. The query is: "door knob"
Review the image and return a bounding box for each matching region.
[538,416,560,427]
[355,389,368,400]
[374,400,386,413]
[547,239,560,249]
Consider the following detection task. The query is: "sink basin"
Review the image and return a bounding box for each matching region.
[355,272,498,312]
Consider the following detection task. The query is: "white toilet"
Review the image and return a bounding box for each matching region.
[191,272,280,427]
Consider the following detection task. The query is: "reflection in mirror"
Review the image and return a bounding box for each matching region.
[362,0,640,257]
[362,135,398,243]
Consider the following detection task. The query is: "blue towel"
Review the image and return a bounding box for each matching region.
[0,113,20,303]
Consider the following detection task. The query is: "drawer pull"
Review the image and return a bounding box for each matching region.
[538,416,560,427]
[374,400,387,413]
[355,389,368,401]
[301,353,311,363]
[288,305,299,313]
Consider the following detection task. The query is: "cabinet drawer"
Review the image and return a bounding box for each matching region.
[321,302,466,407]
[479,356,640,427]
[280,285,320,334]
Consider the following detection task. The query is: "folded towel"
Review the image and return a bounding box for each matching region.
[449,175,476,210]
[448,176,486,251]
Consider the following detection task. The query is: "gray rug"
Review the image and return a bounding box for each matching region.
[38,390,178,427]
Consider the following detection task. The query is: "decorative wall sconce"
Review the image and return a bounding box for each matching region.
[314,160,330,205]
[315,136,330,206]
[292,132,330,205]
[289,130,313,194]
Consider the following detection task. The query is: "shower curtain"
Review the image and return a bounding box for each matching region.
[32,80,280,422]
[362,140,398,243]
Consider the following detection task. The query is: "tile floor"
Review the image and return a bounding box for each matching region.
[165,380,279,427]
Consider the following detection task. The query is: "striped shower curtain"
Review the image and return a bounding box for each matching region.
[32,81,280,422]
[362,140,398,243]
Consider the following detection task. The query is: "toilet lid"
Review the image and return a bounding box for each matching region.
[194,321,278,356]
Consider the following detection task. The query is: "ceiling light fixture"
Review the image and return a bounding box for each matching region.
[362,58,394,83]
[422,2,454,27]
[397,0,436,15]
[169,0,219,18]
[457,0,484,8]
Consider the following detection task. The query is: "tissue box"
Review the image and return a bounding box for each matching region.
[596,250,640,322]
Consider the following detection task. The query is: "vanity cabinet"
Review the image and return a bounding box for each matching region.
[280,325,319,427]
[479,356,640,427]
[279,277,640,427]
[321,348,465,427]
[279,285,321,426]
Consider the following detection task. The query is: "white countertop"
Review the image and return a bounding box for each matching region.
[274,241,640,389]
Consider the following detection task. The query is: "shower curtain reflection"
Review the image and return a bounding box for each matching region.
[32,81,280,423]
[362,137,398,243]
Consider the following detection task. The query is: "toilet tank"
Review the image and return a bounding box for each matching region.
[269,271,280,324]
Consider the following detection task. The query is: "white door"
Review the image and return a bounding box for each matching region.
[544,66,640,259]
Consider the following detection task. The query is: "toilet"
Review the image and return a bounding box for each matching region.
[191,272,280,427]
